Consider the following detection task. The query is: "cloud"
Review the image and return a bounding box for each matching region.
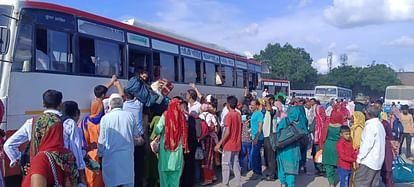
[386,36,414,47]
[244,51,254,58]
[224,23,260,40]
[141,0,412,74]
[324,0,414,28]
[298,0,313,8]
[345,44,360,52]
[314,55,340,74]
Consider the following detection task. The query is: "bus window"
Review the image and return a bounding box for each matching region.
[222,66,234,87]
[13,24,33,72]
[153,52,179,82]
[243,71,248,88]
[257,73,262,89]
[35,28,71,72]
[196,60,202,84]
[183,58,196,83]
[79,37,95,74]
[203,62,215,85]
[236,68,244,88]
[128,48,150,79]
[95,40,122,77]
[79,37,123,77]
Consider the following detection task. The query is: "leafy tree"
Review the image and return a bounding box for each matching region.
[318,64,401,97]
[318,65,362,88]
[360,64,401,93]
[254,43,318,89]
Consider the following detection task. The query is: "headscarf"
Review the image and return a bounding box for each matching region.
[352,111,366,128]
[351,111,366,149]
[164,98,189,152]
[354,102,365,112]
[274,101,287,118]
[330,104,345,124]
[277,106,308,134]
[390,106,401,126]
[391,106,401,118]
[315,105,328,145]
[30,113,78,186]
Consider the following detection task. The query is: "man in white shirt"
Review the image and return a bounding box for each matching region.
[186,89,201,115]
[3,90,87,183]
[98,94,139,187]
[354,106,386,187]
[262,96,277,181]
[262,88,269,98]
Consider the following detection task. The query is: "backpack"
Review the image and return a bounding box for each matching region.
[192,113,210,141]
[392,116,404,141]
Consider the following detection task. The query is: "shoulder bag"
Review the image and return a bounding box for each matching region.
[275,119,306,149]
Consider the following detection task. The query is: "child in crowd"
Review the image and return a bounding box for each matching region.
[336,126,357,187]
[239,105,251,174]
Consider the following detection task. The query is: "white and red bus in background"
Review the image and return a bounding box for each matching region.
[261,78,290,97]
[0,0,265,179]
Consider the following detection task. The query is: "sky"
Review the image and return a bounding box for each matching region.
[39,0,414,74]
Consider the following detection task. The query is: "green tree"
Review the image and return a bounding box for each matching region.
[360,64,401,94]
[318,65,362,89]
[318,64,401,97]
[254,43,318,89]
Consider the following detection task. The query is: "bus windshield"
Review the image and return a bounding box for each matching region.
[386,88,414,100]
[0,5,12,27]
[315,88,336,95]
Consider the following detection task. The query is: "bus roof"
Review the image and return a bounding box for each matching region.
[386,85,414,89]
[315,85,351,90]
[24,1,261,65]
[261,78,289,83]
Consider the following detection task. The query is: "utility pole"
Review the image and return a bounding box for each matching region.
[340,54,348,66]
[327,52,333,72]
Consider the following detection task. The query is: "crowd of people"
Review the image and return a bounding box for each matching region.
[2,71,414,187]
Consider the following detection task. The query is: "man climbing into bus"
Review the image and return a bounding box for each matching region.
[82,75,119,187]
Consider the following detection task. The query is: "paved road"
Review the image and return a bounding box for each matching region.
[196,152,414,187]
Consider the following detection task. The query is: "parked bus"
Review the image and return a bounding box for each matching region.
[384,85,414,109]
[261,78,290,97]
[314,85,352,104]
[0,1,264,178]
[290,90,314,98]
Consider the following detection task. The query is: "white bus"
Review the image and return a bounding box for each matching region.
[384,85,414,109]
[261,78,290,97]
[290,90,315,98]
[314,85,352,104]
[0,1,264,177]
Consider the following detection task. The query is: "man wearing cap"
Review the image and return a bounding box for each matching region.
[98,94,140,187]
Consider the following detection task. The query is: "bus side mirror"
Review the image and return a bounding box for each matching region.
[0,26,10,55]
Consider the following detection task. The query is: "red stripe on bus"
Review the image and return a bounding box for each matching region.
[24,1,261,65]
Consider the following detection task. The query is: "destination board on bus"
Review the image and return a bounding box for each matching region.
[127,32,150,47]
[78,19,124,42]
[180,46,201,59]
[152,39,179,54]
[220,57,235,66]
[235,60,248,69]
[24,9,75,30]
[202,52,220,64]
